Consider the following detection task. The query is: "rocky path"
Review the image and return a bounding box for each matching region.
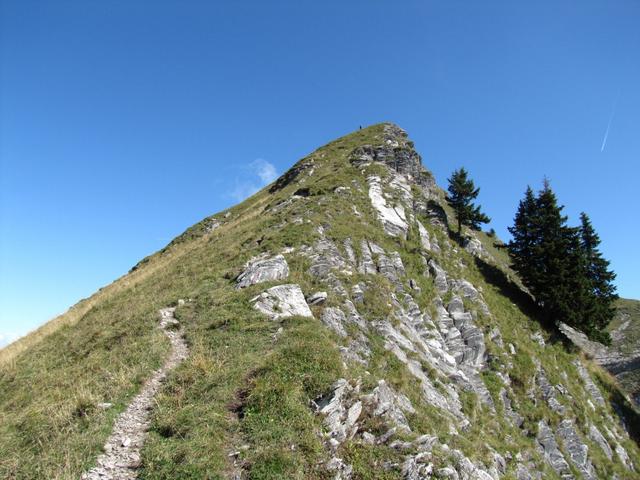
[81,307,189,479]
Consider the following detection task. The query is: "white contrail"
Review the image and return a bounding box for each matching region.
[601,91,620,152]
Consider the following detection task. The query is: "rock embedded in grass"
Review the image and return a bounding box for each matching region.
[235,254,289,289]
[251,284,313,320]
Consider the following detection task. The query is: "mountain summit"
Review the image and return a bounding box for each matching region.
[1,123,639,479]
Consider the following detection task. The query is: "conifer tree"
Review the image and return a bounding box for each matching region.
[508,186,538,289]
[508,181,590,329]
[579,212,618,339]
[447,167,490,234]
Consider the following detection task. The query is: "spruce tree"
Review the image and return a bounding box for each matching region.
[447,167,490,234]
[508,186,539,290]
[508,181,590,329]
[579,212,618,340]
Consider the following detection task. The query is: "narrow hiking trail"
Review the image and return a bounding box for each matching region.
[82,307,189,480]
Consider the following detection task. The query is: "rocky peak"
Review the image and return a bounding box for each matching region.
[349,123,435,189]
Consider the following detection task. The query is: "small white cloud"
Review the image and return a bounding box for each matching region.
[227,159,278,202]
[251,158,278,184]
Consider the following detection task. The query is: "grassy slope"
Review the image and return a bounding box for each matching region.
[1,124,639,479]
[609,298,640,355]
[607,298,640,406]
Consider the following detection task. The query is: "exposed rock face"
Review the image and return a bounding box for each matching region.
[350,123,435,189]
[316,378,498,480]
[361,380,415,433]
[536,420,574,479]
[428,259,448,294]
[535,365,567,415]
[367,175,409,238]
[560,321,640,406]
[588,423,613,459]
[377,250,406,291]
[251,284,313,319]
[235,254,289,288]
[268,156,314,193]
[321,307,349,338]
[572,360,606,407]
[417,221,431,251]
[556,420,597,480]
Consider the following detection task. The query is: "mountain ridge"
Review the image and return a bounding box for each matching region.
[1,123,639,479]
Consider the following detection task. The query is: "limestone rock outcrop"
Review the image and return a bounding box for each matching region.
[251,284,313,319]
[235,254,289,288]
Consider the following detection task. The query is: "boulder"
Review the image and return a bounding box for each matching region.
[235,254,289,288]
[251,285,313,320]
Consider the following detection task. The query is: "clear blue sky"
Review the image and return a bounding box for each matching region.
[1,1,639,346]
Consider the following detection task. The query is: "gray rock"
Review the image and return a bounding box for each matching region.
[349,124,434,189]
[573,360,605,407]
[559,321,640,406]
[307,291,328,305]
[361,380,415,433]
[235,254,289,288]
[374,317,467,424]
[515,463,538,480]
[417,221,431,251]
[556,419,597,480]
[377,251,406,291]
[489,327,504,348]
[463,236,488,259]
[358,240,377,275]
[300,238,350,297]
[530,332,546,347]
[343,238,357,266]
[251,284,313,320]
[351,283,366,304]
[588,423,612,460]
[317,379,361,445]
[326,456,353,479]
[436,467,459,479]
[536,420,574,479]
[408,278,421,292]
[536,367,566,415]
[339,333,371,365]
[441,298,486,369]
[402,456,434,480]
[615,443,635,471]
[321,307,348,337]
[307,238,350,278]
[428,259,448,294]
[500,388,524,428]
[367,175,408,238]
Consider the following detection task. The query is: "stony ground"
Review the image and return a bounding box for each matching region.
[81,306,188,479]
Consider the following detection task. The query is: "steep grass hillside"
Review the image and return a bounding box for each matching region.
[608,298,640,405]
[1,124,639,479]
